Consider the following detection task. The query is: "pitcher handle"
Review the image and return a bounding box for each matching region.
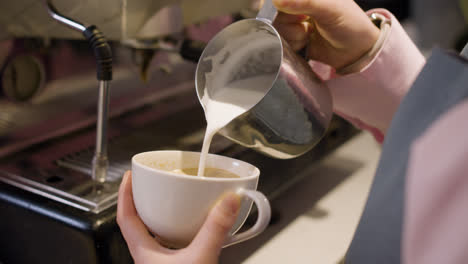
[256,0,278,24]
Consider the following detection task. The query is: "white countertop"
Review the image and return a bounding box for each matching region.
[220,132,382,264]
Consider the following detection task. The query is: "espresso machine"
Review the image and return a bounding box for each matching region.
[0,1,358,263]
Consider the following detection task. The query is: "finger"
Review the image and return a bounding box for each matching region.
[117,171,165,254]
[274,21,310,42]
[288,39,309,52]
[275,11,309,23]
[273,0,335,18]
[189,192,241,255]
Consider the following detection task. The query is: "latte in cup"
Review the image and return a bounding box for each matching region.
[171,167,240,178]
[131,150,271,248]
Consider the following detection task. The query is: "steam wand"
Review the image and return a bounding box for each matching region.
[45,1,112,183]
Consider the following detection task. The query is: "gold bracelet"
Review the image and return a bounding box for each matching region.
[336,12,391,75]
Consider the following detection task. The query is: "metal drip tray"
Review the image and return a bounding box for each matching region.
[1,144,130,213]
[57,149,128,182]
[1,171,121,213]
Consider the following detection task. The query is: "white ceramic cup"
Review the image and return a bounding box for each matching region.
[131,150,271,248]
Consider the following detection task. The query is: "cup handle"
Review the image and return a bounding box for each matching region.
[223,188,271,247]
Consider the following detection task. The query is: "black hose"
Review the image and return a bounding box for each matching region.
[82,26,113,81]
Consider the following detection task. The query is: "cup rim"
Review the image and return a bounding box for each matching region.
[132,150,260,182]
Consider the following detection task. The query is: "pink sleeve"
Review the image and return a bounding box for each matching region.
[403,99,468,263]
[323,9,426,142]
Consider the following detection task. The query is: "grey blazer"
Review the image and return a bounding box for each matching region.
[345,46,468,263]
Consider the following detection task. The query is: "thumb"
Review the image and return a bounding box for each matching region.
[189,192,241,254]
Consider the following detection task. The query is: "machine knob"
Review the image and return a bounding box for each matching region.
[1,54,45,101]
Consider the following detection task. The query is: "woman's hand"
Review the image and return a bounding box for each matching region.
[117,171,241,264]
[272,0,380,70]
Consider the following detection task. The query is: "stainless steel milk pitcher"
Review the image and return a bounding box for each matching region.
[195,0,333,159]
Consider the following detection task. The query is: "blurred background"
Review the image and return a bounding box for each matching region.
[0,1,466,263]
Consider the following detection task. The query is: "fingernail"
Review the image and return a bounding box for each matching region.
[220,192,241,215]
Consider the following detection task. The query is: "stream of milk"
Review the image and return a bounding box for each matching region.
[197,75,274,177]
